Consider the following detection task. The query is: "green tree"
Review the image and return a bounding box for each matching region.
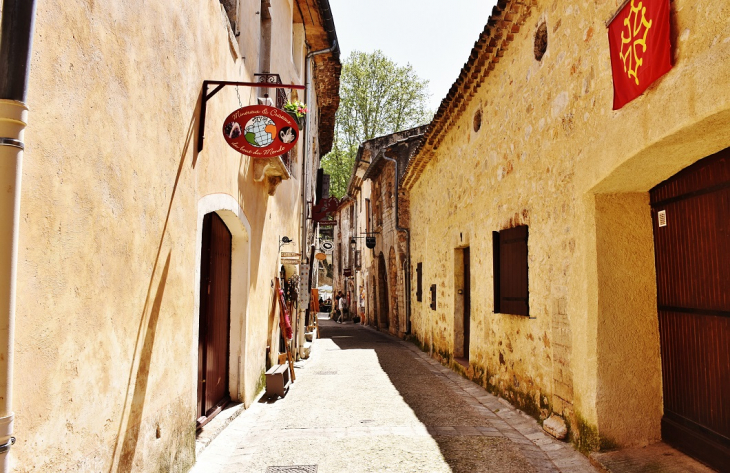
[322,50,432,198]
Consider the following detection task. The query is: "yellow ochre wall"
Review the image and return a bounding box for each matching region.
[408,0,730,452]
[13,0,319,471]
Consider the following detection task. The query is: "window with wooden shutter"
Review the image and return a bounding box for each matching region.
[430,284,437,310]
[493,225,529,316]
[416,262,423,302]
[365,198,371,234]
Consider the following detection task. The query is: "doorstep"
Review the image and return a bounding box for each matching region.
[589,442,716,473]
[195,402,246,456]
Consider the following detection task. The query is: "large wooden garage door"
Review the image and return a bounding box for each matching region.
[197,212,232,427]
[650,147,730,471]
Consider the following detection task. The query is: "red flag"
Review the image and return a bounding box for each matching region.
[608,0,672,110]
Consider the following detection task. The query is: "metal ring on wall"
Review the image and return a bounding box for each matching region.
[0,138,24,150]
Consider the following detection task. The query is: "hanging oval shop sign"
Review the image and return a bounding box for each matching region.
[222,105,299,157]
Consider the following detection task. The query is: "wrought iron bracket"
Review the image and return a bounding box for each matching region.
[197,80,305,153]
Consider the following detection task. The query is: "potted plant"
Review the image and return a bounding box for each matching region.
[283,100,307,130]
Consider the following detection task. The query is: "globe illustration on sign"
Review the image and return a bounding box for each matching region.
[244,115,277,148]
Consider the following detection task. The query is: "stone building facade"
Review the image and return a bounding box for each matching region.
[0,0,340,471]
[362,127,426,337]
[402,0,730,467]
[331,127,426,334]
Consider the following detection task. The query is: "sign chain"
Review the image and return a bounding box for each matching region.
[235,86,243,108]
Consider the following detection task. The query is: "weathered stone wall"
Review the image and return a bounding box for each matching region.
[407,0,730,451]
[368,162,409,336]
[12,0,335,471]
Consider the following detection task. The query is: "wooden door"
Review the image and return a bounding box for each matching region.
[378,253,389,328]
[463,248,471,360]
[197,213,232,426]
[650,148,730,471]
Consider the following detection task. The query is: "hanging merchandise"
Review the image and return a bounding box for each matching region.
[298,265,311,306]
[278,285,293,339]
[284,275,300,303]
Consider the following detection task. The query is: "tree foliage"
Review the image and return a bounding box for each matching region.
[321,50,431,198]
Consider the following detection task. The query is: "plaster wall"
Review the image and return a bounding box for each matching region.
[408,0,729,451]
[12,0,324,471]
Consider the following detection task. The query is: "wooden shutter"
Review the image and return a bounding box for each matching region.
[416,262,423,302]
[498,225,529,316]
[316,169,324,203]
[492,232,501,313]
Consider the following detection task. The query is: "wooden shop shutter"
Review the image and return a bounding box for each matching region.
[494,225,529,316]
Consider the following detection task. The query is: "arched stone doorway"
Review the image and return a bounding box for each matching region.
[377,252,389,328]
[195,194,252,411]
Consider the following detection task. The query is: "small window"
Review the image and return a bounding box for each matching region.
[366,199,371,233]
[534,22,548,61]
[220,0,239,34]
[493,225,529,316]
[430,284,437,310]
[338,242,342,275]
[416,263,423,302]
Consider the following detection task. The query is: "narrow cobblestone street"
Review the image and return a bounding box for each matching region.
[192,316,597,473]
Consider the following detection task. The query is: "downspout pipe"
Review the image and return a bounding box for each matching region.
[0,0,38,469]
[381,153,412,335]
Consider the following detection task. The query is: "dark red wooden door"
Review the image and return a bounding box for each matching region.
[378,252,389,328]
[197,213,232,425]
[650,147,730,471]
[463,248,471,360]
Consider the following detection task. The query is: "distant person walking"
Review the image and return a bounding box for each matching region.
[337,292,347,323]
[333,291,342,322]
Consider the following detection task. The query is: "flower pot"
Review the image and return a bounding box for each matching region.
[285,111,304,130]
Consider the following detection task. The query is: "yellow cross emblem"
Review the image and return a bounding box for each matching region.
[620,0,653,85]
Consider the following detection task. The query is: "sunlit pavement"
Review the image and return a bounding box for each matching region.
[191,315,597,473]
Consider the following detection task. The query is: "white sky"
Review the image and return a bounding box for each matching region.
[328,0,500,111]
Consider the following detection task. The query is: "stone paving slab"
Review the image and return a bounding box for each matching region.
[192,317,598,473]
[589,443,716,473]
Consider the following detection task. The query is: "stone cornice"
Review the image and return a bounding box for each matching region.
[401,0,535,191]
[295,0,342,155]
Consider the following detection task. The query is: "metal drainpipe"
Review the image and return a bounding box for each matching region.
[381,154,412,335]
[0,0,38,470]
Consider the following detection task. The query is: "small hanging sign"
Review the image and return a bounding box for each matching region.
[222,105,300,157]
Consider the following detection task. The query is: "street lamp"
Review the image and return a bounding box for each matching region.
[279,235,294,251]
[350,237,357,251]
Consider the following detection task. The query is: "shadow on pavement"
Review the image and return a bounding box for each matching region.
[318,317,538,473]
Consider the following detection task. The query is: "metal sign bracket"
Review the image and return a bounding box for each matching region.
[197,80,305,153]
